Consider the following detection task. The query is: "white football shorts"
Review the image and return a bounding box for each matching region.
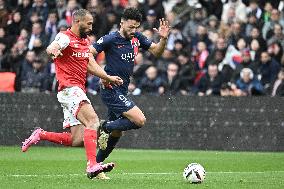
[57,86,91,129]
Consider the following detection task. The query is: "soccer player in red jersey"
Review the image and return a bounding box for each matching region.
[21,9,123,179]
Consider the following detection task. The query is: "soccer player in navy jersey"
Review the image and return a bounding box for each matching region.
[90,7,170,179]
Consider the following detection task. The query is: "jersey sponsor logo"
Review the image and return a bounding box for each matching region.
[72,51,89,58]
[117,45,124,48]
[121,52,137,62]
[118,95,131,107]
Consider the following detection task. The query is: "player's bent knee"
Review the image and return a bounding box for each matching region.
[71,136,84,147]
[111,130,123,137]
[72,140,84,147]
[85,114,99,129]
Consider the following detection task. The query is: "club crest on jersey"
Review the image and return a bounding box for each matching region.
[131,38,140,48]
[97,37,103,44]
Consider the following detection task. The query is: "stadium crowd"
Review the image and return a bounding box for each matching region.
[0,0,284,96]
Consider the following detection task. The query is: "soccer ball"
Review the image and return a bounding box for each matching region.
[183,163,206,183]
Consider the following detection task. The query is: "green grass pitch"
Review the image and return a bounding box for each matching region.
[0,146,283,189]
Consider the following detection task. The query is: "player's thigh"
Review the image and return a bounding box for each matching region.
[122,106,146,127]
[70,124,84,147]
[77,102,99,129]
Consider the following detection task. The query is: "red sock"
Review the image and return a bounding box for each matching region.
[84,128,97,165]
[40,131,72,146]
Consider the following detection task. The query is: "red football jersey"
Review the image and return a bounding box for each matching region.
[53,29,90,92]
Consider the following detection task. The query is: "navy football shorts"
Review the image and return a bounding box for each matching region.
[100,87,136,120]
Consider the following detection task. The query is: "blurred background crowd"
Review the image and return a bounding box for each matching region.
[0,0,284,96]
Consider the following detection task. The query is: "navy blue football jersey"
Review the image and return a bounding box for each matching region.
[93,31,152,93]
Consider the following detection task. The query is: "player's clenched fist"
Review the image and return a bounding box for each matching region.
[46,45,63,59]
[106,76,124,86]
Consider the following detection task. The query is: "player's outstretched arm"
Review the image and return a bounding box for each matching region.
[46,41,63,59]
[149,18,171,57]
[87,53,123,86]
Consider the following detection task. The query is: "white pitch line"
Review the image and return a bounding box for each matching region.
[2,171,284,177]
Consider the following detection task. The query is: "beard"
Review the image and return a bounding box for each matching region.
[123,30,134,40]
[79,26,90,38]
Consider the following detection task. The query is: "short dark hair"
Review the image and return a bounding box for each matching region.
[72,9,91,21]
[121,7,142,22]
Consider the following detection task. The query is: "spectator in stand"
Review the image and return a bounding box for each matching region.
[172,39,188,59]
[105,0,124,20]
[1,40,27,91]
[231,48,258,82]
[6,11,25,37]
[171,0,190,16]
[199,0,223,19]
[171,0,191,26]
[271,68,284,96]
[249,39,262,62]
[262,9,284,40]
[27,0,49,24]
[141,0,164,21]
[21,50,36,81]
[160,62,180,95]
[56,0,66,20]
[219,37,247,72]
[155,49,174,74]
[175,51,196,95]
[257,51,281,90]
[18,0,32,23]
[62,0,80,26]
[267,24,284,49]
[138,66,163,95]
[262,2,274,23]
[197,63,223,96]
[194,41,209,71]
[267,41,283,64]
[28,22,48,50]
[21,57,48,93]
[133,52,152,86]
[183,7,206,39]
[0,0,9,28]
[141,9,159,30]
[246,0,262,20]
[0,27,12,49]
[45,10,58,44]
[227,22,246,47]
[127,0,143,10]
[222,0,247,23]
[190,24,212,50]
[86,0,105,38]
[245,12,262,37]
[206,15,219,38]
[0,42,6,70]
[206,36,227,65]
[246,27,267,52]
[166,24,184,51]
[232,68,264,96]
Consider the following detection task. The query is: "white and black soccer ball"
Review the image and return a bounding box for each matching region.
[183,163,206,183]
